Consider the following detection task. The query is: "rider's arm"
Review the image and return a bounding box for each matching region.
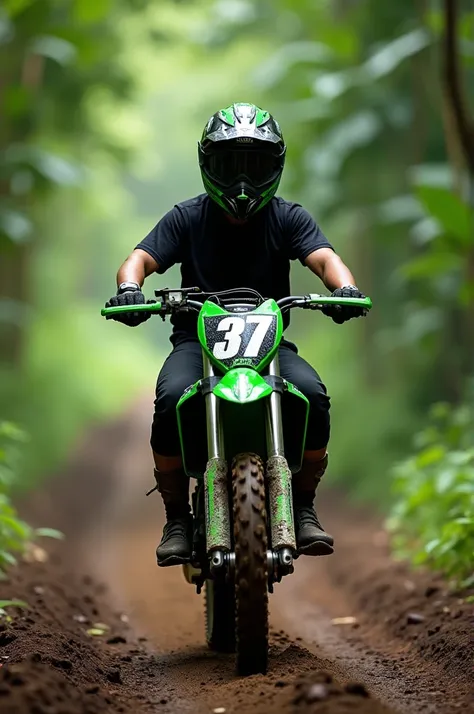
[132,206,185,280]
[115,204,183,290]
[304,248,357,291]
[116,249,159,288]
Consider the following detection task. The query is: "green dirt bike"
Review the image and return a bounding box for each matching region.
[102,287,372,675]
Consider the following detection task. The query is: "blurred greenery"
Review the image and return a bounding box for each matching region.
[388,399,474,587]
[0,423,31,573]
[0,422,62,576]
[0,0,473,576]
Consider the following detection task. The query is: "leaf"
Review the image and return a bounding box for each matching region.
[0,551,17,566]
[30,36,77,66]
[213,0,256,25]
[313,68,358,100]
[409,163,454,189]
[376,195,424,224]
[254,41,333,89]
[436,468,458,493]
[0,599,28,609]
[0,423,27,442]
[415,185,473,245]
[409,217,443,246]
[0,208,33,244]
[0,515,31,540]
[416,445,445,468]
[308,111,381,177]
[35,527,64,540]
[29,152,81,186]
[87,621,110,636]
[363,29,430,80]
[4,145,82,186]
[424,539,441,554]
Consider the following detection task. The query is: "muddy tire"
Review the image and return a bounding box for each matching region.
[205,578,236,653]
[232,452,268,675]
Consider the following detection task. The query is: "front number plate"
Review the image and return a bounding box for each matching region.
[204,313,277,370]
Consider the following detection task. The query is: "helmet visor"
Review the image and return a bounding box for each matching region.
[205,149,282,188]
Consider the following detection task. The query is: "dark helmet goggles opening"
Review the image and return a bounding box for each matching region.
[203,144,284,189]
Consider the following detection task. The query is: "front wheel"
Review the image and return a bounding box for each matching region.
[232,452,268,675]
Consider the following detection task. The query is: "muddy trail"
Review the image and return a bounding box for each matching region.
[0,402,472,714]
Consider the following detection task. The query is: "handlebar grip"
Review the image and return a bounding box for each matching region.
[101,301,162,317]
[308,295,372,309]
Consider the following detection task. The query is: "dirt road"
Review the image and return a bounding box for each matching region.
[0,403,472,713]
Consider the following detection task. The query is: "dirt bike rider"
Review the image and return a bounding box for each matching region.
[105,102,366,567]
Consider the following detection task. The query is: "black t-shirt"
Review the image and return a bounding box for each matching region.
[136,194,333,339]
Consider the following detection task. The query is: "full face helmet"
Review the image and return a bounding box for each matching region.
[198,102,286,220]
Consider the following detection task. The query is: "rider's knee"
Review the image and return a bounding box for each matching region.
[154,376,191,416]
[305,380,330,414]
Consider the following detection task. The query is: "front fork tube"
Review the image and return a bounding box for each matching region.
[265,356,297,551]
[203,353,231,553]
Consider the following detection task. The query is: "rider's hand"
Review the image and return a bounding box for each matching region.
[323,285,366,324]
[105,282,152,327]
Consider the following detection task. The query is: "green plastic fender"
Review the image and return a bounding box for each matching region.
[212,368,272,403]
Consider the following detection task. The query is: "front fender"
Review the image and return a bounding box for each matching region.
[213,368,272,404]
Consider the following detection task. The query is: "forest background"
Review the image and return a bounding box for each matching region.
[1,0,473,585]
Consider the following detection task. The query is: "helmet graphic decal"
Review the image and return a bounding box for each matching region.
[198,102,286,220]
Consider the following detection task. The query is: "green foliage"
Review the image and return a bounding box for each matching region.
[0,422,65,576]
[388,401,474,586]
[0,1,175,480]
[0,423,32,572]
[34,527,63,539]
[0,600,28,610]
[415,184,472,247]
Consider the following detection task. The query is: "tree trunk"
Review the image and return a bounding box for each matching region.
[441,0,474,400]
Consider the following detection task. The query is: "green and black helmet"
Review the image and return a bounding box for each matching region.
[198,102,286,220]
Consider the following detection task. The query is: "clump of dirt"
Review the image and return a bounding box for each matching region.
[0,558,153,714]
[0,659,126,714]
[290,671,389,714]
[244,667,391,714]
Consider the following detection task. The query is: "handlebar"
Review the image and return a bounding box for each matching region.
[101,290,372,318]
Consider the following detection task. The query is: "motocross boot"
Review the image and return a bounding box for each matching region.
[292,453,334,556]
[154,467,193,567]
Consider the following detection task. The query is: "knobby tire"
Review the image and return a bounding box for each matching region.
[232,452,269,675]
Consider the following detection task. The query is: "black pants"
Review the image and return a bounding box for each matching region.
[151,336,330,456]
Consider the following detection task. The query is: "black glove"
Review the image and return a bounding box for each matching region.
[322,285,366,324]
[105,283,152,327]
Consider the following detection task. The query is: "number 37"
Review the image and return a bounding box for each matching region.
[212,315,273,360]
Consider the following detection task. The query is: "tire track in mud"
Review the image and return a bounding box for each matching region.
[2,402,473,714]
